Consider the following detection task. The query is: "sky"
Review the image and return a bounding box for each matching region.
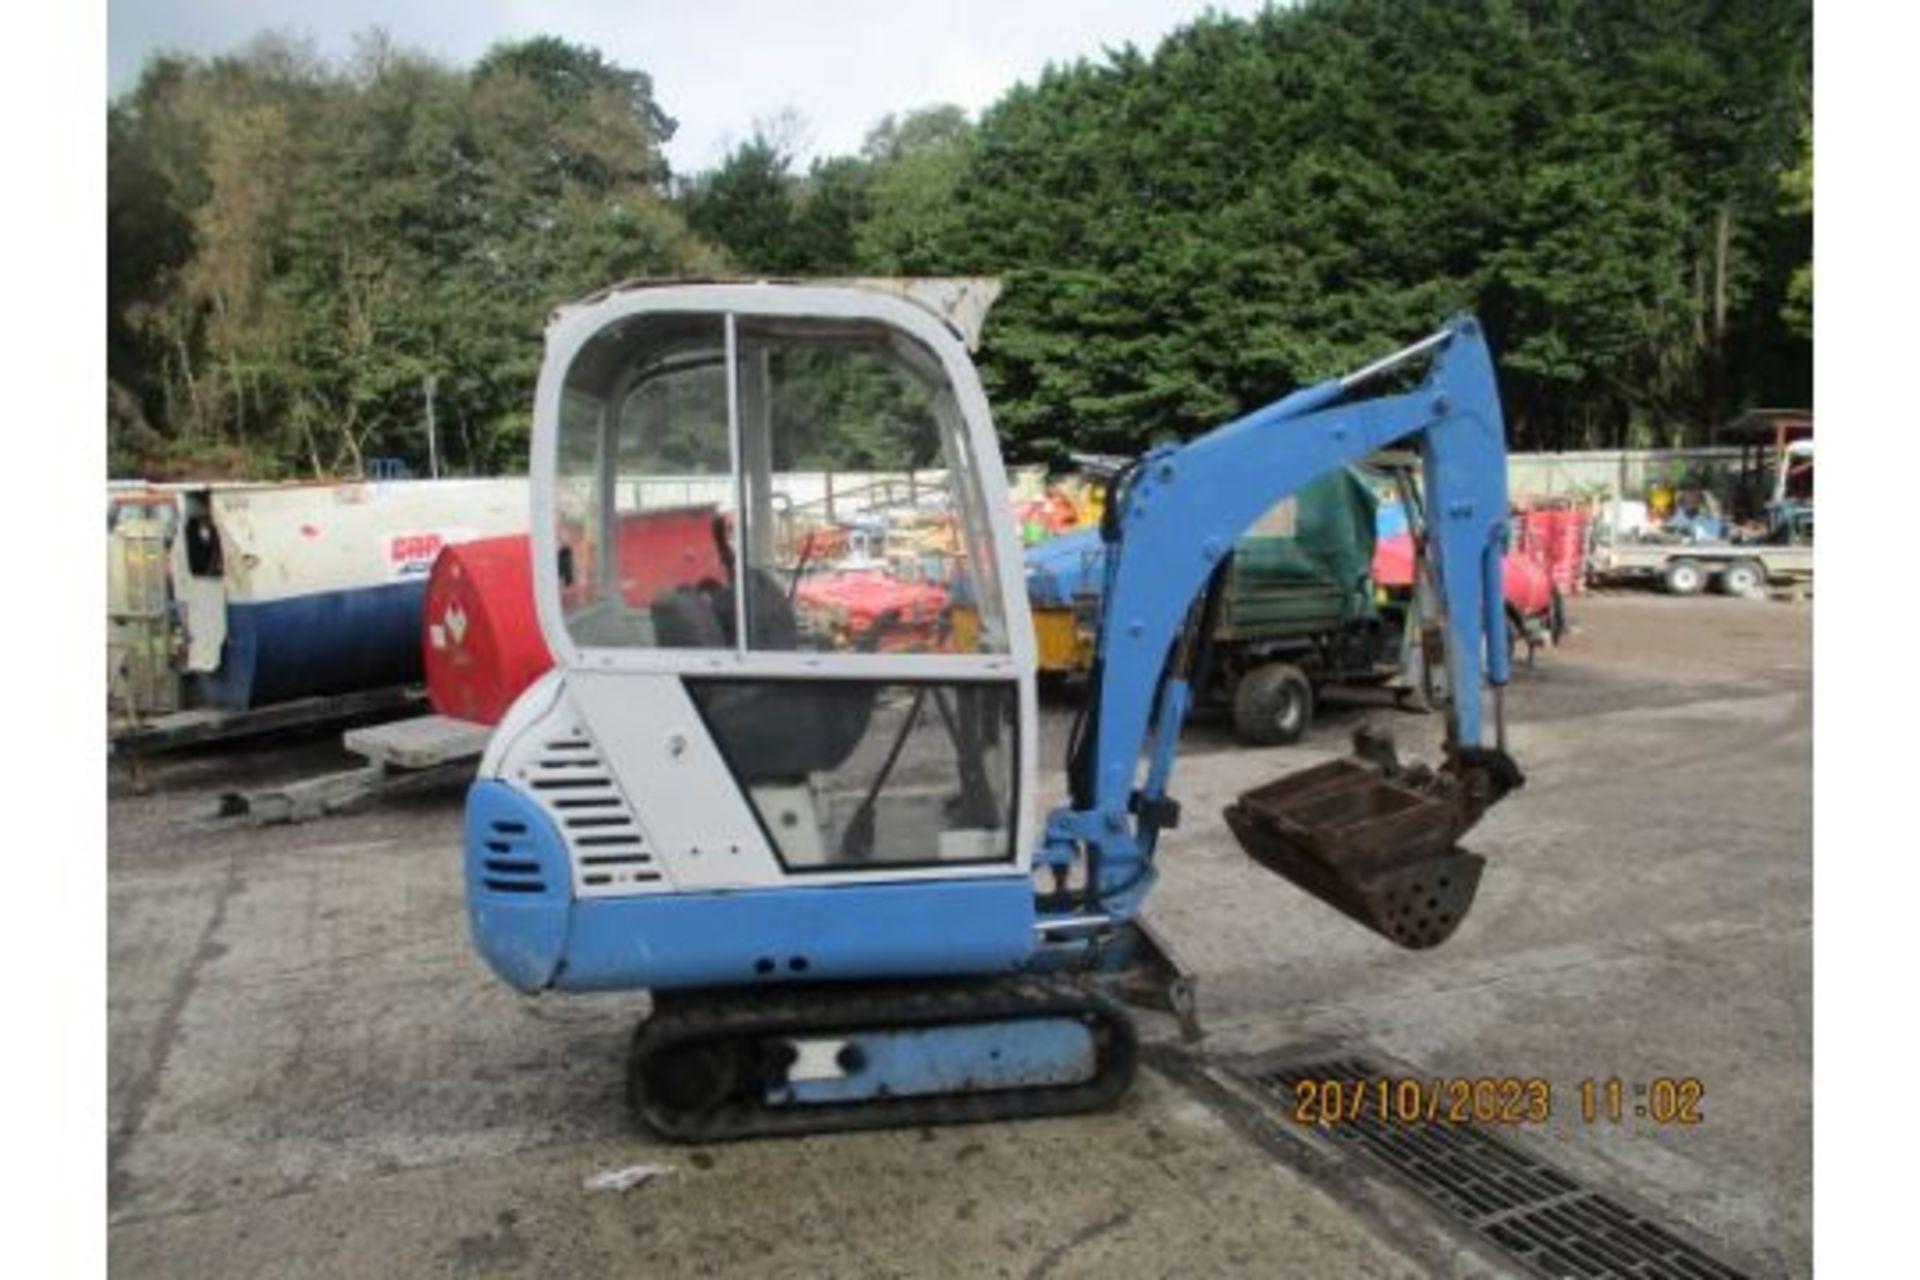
[108,0,1273,173]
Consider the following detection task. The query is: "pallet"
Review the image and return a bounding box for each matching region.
[215,713,490,826]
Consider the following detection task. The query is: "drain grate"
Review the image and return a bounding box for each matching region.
[1245,1056,1751,1280]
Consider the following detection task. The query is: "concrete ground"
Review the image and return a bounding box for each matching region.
[107,593,1811,1278]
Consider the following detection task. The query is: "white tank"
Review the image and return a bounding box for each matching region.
[162,479,530,709]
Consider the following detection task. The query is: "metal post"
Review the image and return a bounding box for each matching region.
[724,314,749,654]
[424,375,440,479]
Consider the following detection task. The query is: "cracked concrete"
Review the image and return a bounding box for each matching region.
[108,594,1809,1277]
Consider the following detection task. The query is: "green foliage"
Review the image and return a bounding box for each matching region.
[933,0,1811,455]
[855,109,973,275]
[473,33,677,177]
[108,4,1813,477]
[763,345,940,471]
[107,33,706,479]
[678,104,980,278]
[1779,117,1812,339]
[861,105,970,164]
[682,132,804,271]
[679,124,876,275]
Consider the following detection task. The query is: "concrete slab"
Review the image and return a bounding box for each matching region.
[344,715,491,771]
[108,594,1810,1277]
[110,1069,1438,1279]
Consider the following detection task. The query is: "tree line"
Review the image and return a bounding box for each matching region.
[108,0,1811,479]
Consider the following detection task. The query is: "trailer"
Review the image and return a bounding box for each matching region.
[1586,537,1813,595]
[1589,410,1815,595]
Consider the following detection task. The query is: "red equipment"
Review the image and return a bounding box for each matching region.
[613,506,730,606]
[1372,534,1555,620]
[426,507,729,725]
[1513,505,1590,598]
[424,536,551,725]
[794,571,952,651]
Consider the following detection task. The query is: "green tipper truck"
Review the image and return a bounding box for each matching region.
[990,467,1426,746]
[1207,467,1398,745]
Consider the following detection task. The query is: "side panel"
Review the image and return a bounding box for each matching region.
[559,875,1036,991]
[483,675,672,898]
[465,779,573,992]
[567,669,782,890]
[464,778,1036,993]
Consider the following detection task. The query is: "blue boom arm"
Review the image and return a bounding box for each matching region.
[1041,315,1513,919]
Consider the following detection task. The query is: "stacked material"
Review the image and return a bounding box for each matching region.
[1515,505,1590,598]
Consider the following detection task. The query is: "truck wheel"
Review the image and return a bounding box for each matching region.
[1662,558,1707,596]
[1232,663,1314,746]
[1718,559,1766,597]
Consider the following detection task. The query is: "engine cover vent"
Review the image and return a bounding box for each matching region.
[516,730,667,897]
[479,817,547,896]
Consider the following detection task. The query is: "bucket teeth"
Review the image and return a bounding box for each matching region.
[1224,733,1505,950]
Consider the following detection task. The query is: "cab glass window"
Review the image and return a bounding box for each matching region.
[733,316,1009,656]
[555,314,733,649]
[553,310,1009,657]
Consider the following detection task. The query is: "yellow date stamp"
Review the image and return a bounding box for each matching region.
[1288,1076,1705,1127]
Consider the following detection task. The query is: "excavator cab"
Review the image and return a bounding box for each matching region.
[468,283,1045,1002]
[536,284,1035,878]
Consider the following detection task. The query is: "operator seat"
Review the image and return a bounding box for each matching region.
[651,568,877,780]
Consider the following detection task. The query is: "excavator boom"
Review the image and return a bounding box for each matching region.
[1042,314,1522,942]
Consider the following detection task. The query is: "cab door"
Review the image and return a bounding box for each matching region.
[531,285,1037,891]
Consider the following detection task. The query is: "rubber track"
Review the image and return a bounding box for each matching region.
[628,976,1138,1142]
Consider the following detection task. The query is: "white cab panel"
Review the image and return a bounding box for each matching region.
[568,670,784,890]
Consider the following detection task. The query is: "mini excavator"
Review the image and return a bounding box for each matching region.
[463,281,1522,1140]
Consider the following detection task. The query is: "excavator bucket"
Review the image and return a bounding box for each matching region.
[1224,729,1513,950]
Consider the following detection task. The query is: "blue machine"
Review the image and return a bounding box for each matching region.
[463,283,1522,1140]
[1020,527,1106,608]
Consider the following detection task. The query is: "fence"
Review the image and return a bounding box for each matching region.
[613,451,1750,522]
[1505,448,1747,503]
[627,470,954,521]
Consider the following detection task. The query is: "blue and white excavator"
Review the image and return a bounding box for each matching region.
[463,280,1523,1140]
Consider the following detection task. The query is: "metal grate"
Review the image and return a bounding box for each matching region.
[528,737,661,894]
[1247,1056,1751,1280]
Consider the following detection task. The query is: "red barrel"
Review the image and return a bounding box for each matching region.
[1372,533,1554,619]
[423,536,552,725]
[1502,548,1555,617]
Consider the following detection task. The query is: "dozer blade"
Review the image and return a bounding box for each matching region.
[1224,730,1517,950]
